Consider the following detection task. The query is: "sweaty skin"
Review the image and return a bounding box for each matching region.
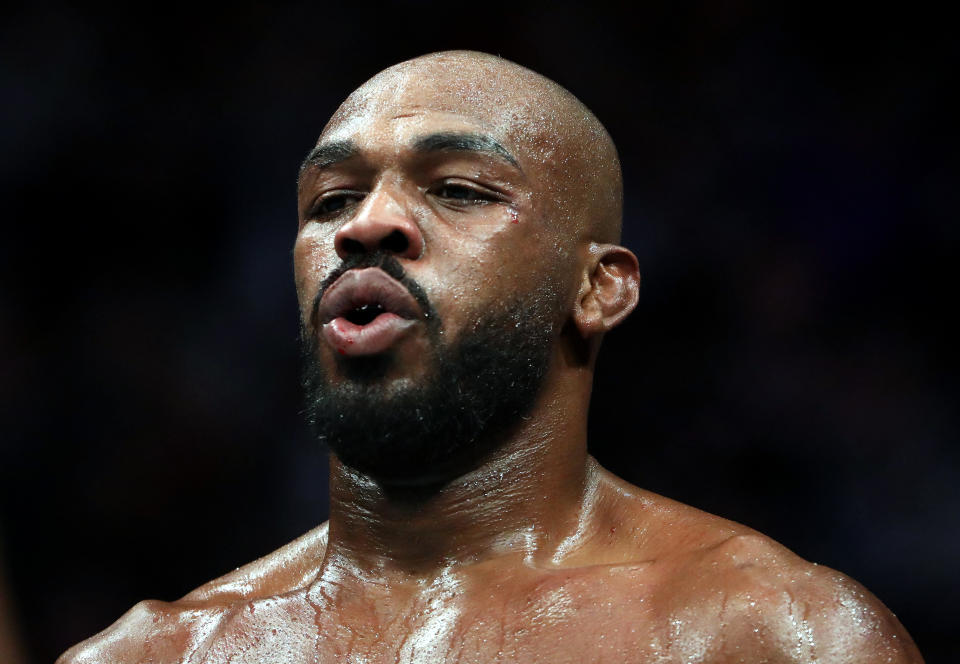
[59,52,923,663]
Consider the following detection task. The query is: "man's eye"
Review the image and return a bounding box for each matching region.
[309,193,362,217]
[433,184,494,203]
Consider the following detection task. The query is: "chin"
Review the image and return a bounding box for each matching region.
[302,304,559,488]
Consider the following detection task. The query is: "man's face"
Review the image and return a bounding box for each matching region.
[294,68,575,481]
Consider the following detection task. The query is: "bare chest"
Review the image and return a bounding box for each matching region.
[189,568,762,664]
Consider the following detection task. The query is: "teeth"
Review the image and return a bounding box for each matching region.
[345,303,385,325]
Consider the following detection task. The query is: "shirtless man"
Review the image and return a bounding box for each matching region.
[59,51,923,663]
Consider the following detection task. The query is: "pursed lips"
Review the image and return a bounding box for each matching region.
[315,268,424,356]
[316,267,423,326]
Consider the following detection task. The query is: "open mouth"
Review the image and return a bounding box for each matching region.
[317,268,422,326]
[316,268,423,356]
[344,303,387,326]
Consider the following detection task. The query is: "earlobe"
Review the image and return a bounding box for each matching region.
[573,244,640,339]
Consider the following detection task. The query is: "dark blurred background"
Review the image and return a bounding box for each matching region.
[1,2,956,662]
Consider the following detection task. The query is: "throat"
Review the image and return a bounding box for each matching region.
[324,441,596,575]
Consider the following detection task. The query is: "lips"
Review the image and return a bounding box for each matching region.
[315,268,423,356]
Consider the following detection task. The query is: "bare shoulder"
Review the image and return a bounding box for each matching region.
[56,523,329,664]
[696,533,924,662]
[593,466,923,662]
[588,462,757,563]
[182,521,329,603]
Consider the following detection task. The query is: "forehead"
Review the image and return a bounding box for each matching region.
[320,60,560,158]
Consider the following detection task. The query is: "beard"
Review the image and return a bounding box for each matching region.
[300,256,559,486]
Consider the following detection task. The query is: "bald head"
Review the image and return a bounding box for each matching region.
[294,52,640,481]
[315,50,623,245]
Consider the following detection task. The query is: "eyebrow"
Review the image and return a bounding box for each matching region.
[300,140,357,175]
[297,131,520,186]
[412,132,520,168]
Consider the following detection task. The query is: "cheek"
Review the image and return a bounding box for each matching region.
[423,235,564,336]
[293,225,336,315]
[446,207,518,243]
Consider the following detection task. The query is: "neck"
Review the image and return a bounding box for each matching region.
[322,371,596,580]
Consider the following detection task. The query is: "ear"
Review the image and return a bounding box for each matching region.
[572,243,641,339]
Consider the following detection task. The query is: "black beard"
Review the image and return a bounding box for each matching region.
[300,259,557,486]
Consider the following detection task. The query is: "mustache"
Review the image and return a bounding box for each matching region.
[309,252,438,328]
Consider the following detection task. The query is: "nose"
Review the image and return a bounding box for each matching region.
[334,185,424,261]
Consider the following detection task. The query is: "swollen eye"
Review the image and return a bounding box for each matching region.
[439,185,483,200]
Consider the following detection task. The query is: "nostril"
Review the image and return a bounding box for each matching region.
[341,238,365,255]
[380,230,409,254]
